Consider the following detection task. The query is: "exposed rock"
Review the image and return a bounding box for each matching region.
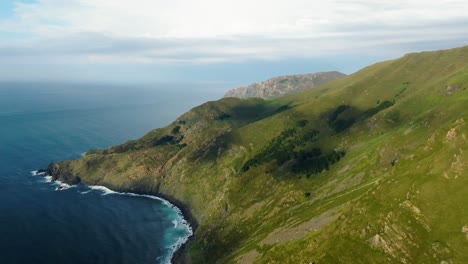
[224,71,346,99]
[369,234,394,255]
[46,162,81,185]
[444,85,459,94]
[446,128,457,141]
[446,118,465,142]
[401,200,422,216]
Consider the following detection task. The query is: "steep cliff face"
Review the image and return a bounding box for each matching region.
[49,46,468,263]
[224,71,346,99]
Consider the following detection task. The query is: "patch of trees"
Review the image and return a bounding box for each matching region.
[329,105,350,123]
[360,100,394,120]
[153,134,184,147]
[177,143,187,150]
[292,150,346,176]
[172,125,181,134]
[154,135,175,146]
[112,141,139,153]
[328,105,355,133]
[328,100,394,133]
[331,118,356,133]
[242,121,346,177]
[216,112,231,120]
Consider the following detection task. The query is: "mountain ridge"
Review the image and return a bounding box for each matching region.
[46,45,468,263]
[224,71,346,99]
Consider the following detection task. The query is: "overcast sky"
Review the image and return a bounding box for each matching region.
[0,0,467,85]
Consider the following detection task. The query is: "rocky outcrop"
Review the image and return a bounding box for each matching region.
[47,162,81,185]
[224,71,346,99]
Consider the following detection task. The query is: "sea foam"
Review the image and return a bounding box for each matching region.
[86,185,193,264]
[30,170,45,176]
[37,172,193,264]
[88,185,117,195]
[54,180,75,190]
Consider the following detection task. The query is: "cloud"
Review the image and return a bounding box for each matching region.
[0,0,467,64]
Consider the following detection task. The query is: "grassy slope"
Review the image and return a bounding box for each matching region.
[50,46,468,263]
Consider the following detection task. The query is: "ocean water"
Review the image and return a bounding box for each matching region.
[0,82,224,264]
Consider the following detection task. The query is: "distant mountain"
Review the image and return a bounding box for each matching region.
[224,71,346,99]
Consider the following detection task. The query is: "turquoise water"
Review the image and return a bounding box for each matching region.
[0,82,223,263]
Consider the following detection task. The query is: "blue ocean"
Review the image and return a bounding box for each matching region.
[0,82,223,264]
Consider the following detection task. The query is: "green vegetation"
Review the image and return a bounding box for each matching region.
[216,112,232,120]
[48,46,468,264]
[171,125,181,134]
[327,104,354,133]
[153,135,175,146]
[327,100,394,133]
[360,100,394,120]
[240,119,343,176]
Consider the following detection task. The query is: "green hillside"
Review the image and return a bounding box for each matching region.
[48,45,468,263]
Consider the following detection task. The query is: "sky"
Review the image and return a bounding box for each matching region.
[0,0,467,85]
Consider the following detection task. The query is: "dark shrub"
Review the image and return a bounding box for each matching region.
[154,135,175,146]
[172,125,181,134]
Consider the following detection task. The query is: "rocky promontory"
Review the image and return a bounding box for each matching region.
[224,71,346,99]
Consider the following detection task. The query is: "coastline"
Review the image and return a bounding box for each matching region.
[34,170,198,264]
[155,192,198,264]
[87,186,198,264]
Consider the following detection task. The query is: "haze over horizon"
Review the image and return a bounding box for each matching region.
[1,0,467,85]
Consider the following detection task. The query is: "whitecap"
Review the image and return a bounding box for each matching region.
[39,173,75,190]
[44,176,53,182]
[88,185,117,195]
[83,185,193,263]
[31,170,45,176]
[163,207,193,264]
[34,168,193,263]
[54,180,75,190]
[163,231,193,264]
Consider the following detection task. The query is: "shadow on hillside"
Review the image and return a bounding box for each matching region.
[187,100,300,163]
[214,98,299,125]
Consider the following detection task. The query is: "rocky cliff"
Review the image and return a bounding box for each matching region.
[224,71,346,99]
